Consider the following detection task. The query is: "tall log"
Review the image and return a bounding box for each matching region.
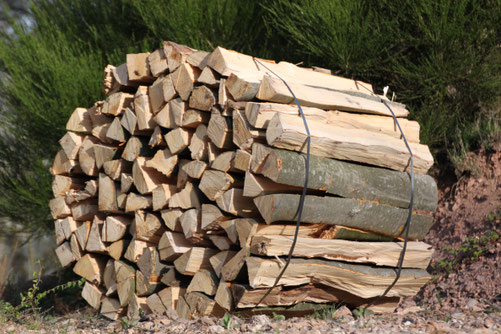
[188,124,209,161]
[98,173,119,213]
[149,75,177,114]
[169,98,186,127]
[158,286,186,310]
[134,86,156,130]
[207,111,233,149]
[152,183,177,211]
[253,194,433,240]
[55,242,75,267]
[266,113,434,174]
[82,281,104,310]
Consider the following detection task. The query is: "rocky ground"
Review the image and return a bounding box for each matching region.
[1,145,500,333]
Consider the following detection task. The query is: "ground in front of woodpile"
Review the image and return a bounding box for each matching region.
[1,144,500,333]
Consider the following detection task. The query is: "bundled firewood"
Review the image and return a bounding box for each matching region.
[51,41,437,320]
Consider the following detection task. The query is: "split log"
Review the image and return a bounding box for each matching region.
[260,148,438,211]
[100,297,124,320]
[152,183,177,211]
[146,293,167,314]
[266,113,434,174]
[250,235,433,269]
[73,253,106,284]
[201,204,231,231]
[160,209,184,232]
[59,216,80,238]
[188,124,209,161]
[82,281,104,310]
[125,193,152,212]
[165,127,193,154]
[179,208,202,241]
[187,50,210,70]
[145,149,178,177]
[75,221,91,250]
[51,149,82,176]
[185,292,225,317]
[70,198,98,221]
[232,109,265,149]
[66,107,93,133]
[121,107,151,136]
[98,173,119,213]
[65,179,98,204]
[103,160,132,181]
[189,86,216,111]
[208,235,233,251]
[78,136,100,176]
[226,72,262,101]
[52,175,84,198]
[174,247,219,276]
[103,259,117,295]
[148,75,177,114]
[209,250,237,278]
[70,234,84,261]
[164,41,196,73]
[102,92,134,116]
[54,220,66,245]
[93,144,119,170]
[160,268,191,288]
[181,160,207,179]
[134,211,166,243]
[176,297,192,320]
[148,126,167,148]
[176,159,190,189]
[169,98,185,127]
[246,257,430,299]
[103,216,131,243]
[126,53,154,83]
[250,143,271,174]
[137,247,169,281]
[158,231,192,262]
[158,286,186,310]
[186,269,218,296]
[221,248,247,282]
[216,188,259,218]
[243,172,304,197]
[199,170,239,201]
[135,86,156,130]
[182,109,211,128]
[257,75,408,117]
[168,181,201,210]
[233,149,251,172]
[122,136,152,162]
[108,240,128,261]
[215,280,232,311]
[147,48,168,77]
[124,238,153,263]
[197,66,219,87]
[86,217,108,253]
[59,132,85,160]
[133,157,172,194]
[55,242,75,267]
[115,261,136,307]
[211,151,236,172]
[172,63,200,101]
[207,111,233,149]
[253,194,434,240]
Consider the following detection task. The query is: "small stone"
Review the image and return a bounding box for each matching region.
[250,314,271,326]
[208,325,226,334]
[333,305,354,322]
[165,309,179,320]
[451,312,465,319]
[199,316,215,326]
[484,318,494,328]
[466,298,479,309]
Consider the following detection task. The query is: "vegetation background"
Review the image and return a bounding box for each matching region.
[0,0,499,274]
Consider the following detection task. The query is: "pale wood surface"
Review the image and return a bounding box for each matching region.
[207,111,233,149]
[211,151,236,172]
[145,149,178,177]
[147,48,168,77]
[165,127,193,154]
[233,109,265,149]
[209,250,237,278]
[73,253,105,284]
[160,209,184,232]
[158,231,192,262]
[188,124,209,160]
[172,63,200,101]
[189,85,216,111]
[122,136,151,162]
[182,109,210,128]
[216,188,259,218]
[174,247,219,276]
[164,41,197,73]
[133,157,172,195]
[126,53,154,83]
[134,86,156,130]
[82,281,104,310]
[186,269,219,296]
[125,193,152,212]
[66,107,93,133]
[233,149,251,172]
[168,181,201,210]
[55,242,75,267]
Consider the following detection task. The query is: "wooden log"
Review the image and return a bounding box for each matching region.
[100,297,125,321]
[319,225,397,241]
[189,86,216,111]
[267,113,434,174]
[160,209,184,232]
[185,292,225,317]
[66,107,93,133]
[243,172,304,197]
[126,53,154,83]
[81,281,104,310]
[103,64,120,95]
[51,149,82,176]
[137,247,170,282]
[181,160,207,179]
[197,67,218,87]
[218,220,238,244]
[147,48,168,77]
[218,77,231,111]
[70,198,98,221]
[187,50,210,70]
[125,192,152,212]
[182,109,211,128]
[160,268,191,288]
[188,124,209,161]
[253,194,433,240]
[74,221,91,250]
[164,41,197,73]
[93,144,119,170]
[65,179,98,204]
[145,149,178,177]
[55,242,75,267]
[207,111,233,149]
[165,127,193,154]
[210,250,238,278]
[134,211,166,243]
[207,46,373,94]
[102,92,134,116]
[135,270,159,296]
[124,238,153,263]
[199,170,238,201]
[168,98,186,127]
[215,280,233,311]
[115,260,136,307]
[250,143,271,174]
[186,269,219,296]
[103,259,117,296]
[232,109,265,150]
[147,293,167,314]
[59,132,85,160]
[86,217,108,254]
[58,216,80,241]
[121,107,151,136]
[208,235,233,251]
[135,86,157,130]
[158,286,186,310]
[69,234,83,261]
[250,235,433,269]
[233,149,251,172]
[176,159,190,190]
[52,175,84,198]
[109,62,140,91]
[133,156,172,194]
[210,151,236,173]
[54,220,66,245]
[172,63,200,101]
[174,247,218,276]
[168,181,201,210]
[102,159,132,181]
[103,216,131,242]
[201,204,231,231]
[237,221,328,246]
[78,136,100,176]
[122,136,152,162]
[73,253,106,284]
[98,173,119,213]
[108,239,128,261]
[216,188,259,218]
[248,103,420,143]
[158,231,192,262]
[152,183,177,211]
[221,248,247,282]
[179,208,202,241]
[260,148,438,211]
[148,125,167,148]
[225,72,262,101]
[153,101,174,129]
[120,172,134,193]
[149,75,177,114]
[246,257,430,299]
[257,75,408,117]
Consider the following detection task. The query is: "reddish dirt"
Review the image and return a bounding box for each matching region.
[416,143,501,310]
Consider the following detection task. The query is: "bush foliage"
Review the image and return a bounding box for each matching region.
[0,0,499,236]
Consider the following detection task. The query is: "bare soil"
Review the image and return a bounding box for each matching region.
[1,145,500,333]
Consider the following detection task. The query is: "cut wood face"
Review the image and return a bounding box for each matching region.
[54,40,438,319]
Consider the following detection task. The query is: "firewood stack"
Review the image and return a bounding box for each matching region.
[51,41,437,320]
